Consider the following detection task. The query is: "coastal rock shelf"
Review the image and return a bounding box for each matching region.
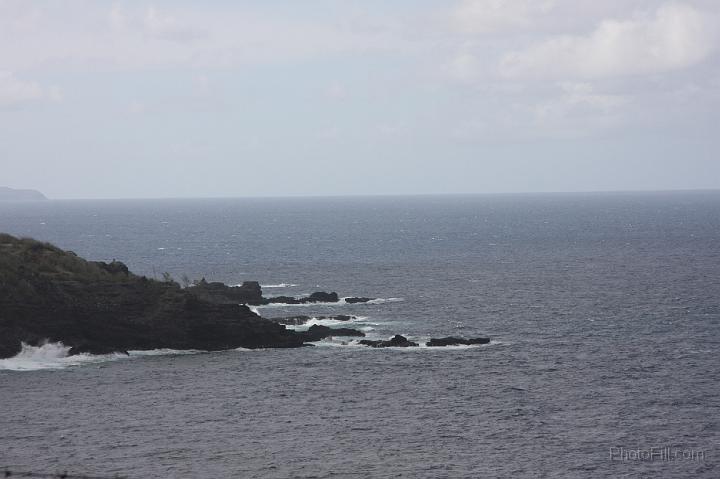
[0,233,490,359]
[188,281,377,306]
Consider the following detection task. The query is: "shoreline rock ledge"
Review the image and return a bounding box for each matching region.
[0,234,310,359]
[0,233,490,359]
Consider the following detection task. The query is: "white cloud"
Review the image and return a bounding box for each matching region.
[451,0,557,34]
[142,6,206,42]
[447,52,483,82]
[553,82,627,112]
[0,3,415,73]
[500,2,718,78]
[450,80,630,142]
[0,71,60,108]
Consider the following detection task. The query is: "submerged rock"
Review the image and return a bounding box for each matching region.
[296,325,365,342]
[306,291,339,303]
[426,337,490,347]
[345,297,374,304]
[359,334,418,348]
[265,291,340,305]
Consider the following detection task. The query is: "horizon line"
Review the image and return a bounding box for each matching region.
[31,187,720,201]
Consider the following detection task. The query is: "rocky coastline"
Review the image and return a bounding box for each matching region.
[0,233,489,359]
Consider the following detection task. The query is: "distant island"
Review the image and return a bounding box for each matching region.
[0,187,47,201]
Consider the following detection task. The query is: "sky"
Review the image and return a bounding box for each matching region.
[1,0,719,199]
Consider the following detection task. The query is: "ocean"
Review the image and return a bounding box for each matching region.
[0,192,718,478]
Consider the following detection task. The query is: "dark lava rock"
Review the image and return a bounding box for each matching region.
[264,291,339,305]
[189,280,264,305]
[297,325,365,342]
[345,297,374,304]
[0,337,22,359]
[0,233,306,359]
[271,315,313,325]
[265,295,301,304]
[359,334,418,348]
[426,337,490,347]
[306,291,339,303]
[68,343,129,356]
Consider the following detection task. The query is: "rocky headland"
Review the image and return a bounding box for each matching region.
[0,233,489,359]
[0,187,47,201]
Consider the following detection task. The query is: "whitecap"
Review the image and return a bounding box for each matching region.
[0,342,205,372]
[358,297,404,305]
[0,342,127,371]
[260,283,298,288]
[254,297,404,309]
[283,315,370,331]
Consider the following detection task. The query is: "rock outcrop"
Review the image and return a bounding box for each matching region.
[0,234,305,358]
[188,280,263,305]
[0,233,490,359]
[359,335,418,348]
[426,337,490,347]
[190,281,342,306]
[296,325,365,342]
[264,291,339,304]
[345,297,374,304]
[357,335,491,348]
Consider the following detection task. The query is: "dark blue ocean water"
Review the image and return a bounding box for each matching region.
[1,192,719,478]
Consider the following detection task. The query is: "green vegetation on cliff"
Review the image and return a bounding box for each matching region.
[0,233,303,359]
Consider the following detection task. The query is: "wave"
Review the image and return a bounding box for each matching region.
[282,316,371,331]
[307,338,500,350]
[0,342,203,372]
[254,297,405,309]
[360,297,404,305]
[231,283,298,288]
[0,342,126,371]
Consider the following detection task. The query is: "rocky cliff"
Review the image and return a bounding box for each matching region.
[0,234,305,358]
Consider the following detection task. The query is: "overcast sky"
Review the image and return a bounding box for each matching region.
[1,0,719,199]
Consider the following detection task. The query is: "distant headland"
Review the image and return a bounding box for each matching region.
[0,187,47,201]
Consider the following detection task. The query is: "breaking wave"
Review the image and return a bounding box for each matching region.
[255,297,405,309]
[261,283,298,288]
[283,316,372,331]
[0,342,203,372]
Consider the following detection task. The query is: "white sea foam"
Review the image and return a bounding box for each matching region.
[307,337,499,351]
[283,315,371,331]
[360,297,404,305]
[127,348,203,356]
[0,342,125,371]
[0,342,204,372]
[254,297,404,309]
[231,283,297,288]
